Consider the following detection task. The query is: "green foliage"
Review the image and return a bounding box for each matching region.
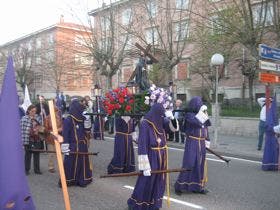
[220,104,259,117]
[133,91,150,114]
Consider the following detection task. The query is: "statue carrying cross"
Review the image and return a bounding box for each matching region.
[128,43,158,92]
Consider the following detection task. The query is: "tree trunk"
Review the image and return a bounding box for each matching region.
[248,76,254,110]
[107,75,113,90]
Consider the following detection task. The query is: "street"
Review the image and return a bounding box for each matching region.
[28,137,279,210]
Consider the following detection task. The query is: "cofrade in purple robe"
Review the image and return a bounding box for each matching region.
[0,56,36,210]
[262,96,279,171]
[128,103,171,210]
[175,96,211,194]
[63,100,93,187]
[107,117,136,174]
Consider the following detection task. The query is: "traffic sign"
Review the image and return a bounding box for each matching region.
[259,72,280,83]
[259,44,280,61]
[259,60,280,72]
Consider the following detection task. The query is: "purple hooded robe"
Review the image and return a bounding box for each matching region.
[107,117,136,174]
[174,96,211,193]
[62,100,92,187]
[127,103,172,210]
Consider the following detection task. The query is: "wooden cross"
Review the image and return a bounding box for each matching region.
[48,100,71,210]
[128,43,158,82]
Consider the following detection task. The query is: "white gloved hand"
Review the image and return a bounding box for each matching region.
[131,132,138,141]
[200,105,208,112]
[165,110,174,120]
[104,117,108,122]
[205,140,210,148]
[143,169,151,176]
[195,110,209,124]
[61,143,70,155]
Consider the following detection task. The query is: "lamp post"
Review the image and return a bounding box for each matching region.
[210,53,224,148]
[93,84,102,113]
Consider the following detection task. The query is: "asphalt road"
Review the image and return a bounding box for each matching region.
[27,137,280,210]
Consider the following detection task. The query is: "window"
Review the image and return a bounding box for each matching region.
[176,0,189,9]
[121,34,132,50]
[46,51,54,62]
[101,16,110,31]
[147,0,157,18]
[101,37,112,50]
[48,34,54,44]
[146,27,158,44]
[122,8,132,25]
[36,38,41,49]
[253,2,274,26]
[175,20,189,41]
[210,14,224,34]
[34,72,43,88]
[75,35,86,47]
[36,56,41,64]
[75,54,92,65]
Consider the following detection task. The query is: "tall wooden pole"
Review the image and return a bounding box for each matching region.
[48,100,71,210]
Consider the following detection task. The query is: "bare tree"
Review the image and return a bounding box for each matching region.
[126,0,194,85]
[190,0,279,107]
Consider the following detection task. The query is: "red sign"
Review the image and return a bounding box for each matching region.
[259,72,280,83]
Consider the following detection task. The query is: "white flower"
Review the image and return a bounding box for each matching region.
[157,97,164,103]
[145,96,150,100]
[144,99,150,105]
[150,94,156,100]
[163,103,168,108]
[168,96,172,100]
[150,84,156,91]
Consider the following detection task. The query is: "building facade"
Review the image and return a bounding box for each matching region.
[0,17,94,99]
[89,0,279,103]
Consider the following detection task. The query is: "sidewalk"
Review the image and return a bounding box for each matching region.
[104,132,263,161]
[167,133,263,161]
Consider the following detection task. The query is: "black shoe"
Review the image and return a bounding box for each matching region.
[175,189,182,196]
[193,189,209,194]
[257,148,261,151]
[25,171,30,175]
[34,171,42,175]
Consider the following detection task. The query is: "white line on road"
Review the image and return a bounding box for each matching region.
[105,136,261,164]
[123,185,205,209]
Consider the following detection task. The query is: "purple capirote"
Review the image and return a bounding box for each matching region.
[0,56,36,210]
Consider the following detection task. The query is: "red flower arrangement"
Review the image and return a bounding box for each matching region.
[102,87,134,116]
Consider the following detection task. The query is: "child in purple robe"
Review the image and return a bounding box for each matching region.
[174,96,211,195]
[107,116,136,174]
[127,103,178,210]
[60,100,93,187]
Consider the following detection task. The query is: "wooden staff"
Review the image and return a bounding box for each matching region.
[100,168,190,178]
[206,147,230,164]
[28,149,99,156]
[48,100,71,210]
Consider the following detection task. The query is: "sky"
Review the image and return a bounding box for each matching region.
[0,0,113,45]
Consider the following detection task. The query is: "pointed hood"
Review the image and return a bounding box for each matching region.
[0,56,36,210]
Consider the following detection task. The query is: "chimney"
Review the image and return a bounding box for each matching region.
[60,15,64,23]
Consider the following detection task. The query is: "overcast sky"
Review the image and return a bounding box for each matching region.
[0,0,113,45]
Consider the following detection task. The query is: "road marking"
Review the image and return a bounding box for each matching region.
[105,136,261,164]
[124,185,205,209]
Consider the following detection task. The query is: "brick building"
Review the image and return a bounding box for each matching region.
[0,17,94,99]
[89,0,279,103]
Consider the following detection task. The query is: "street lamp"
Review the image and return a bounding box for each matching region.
[211,53,224,148]
[93,84,102,113]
